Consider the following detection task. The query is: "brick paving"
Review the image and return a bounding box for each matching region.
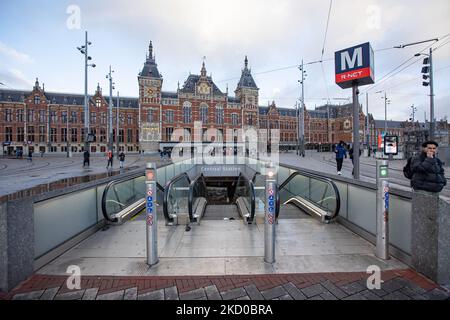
[2,269,449,300]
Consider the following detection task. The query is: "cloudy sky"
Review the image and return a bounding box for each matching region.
[1,0,449,122]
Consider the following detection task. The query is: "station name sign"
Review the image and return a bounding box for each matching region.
[335,42,375,89]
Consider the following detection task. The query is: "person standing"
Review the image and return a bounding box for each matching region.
[119,151,125,169]
[334,141,347,175]
[106,150,114,169]
[410,141,447,193]
[83,150,90,167]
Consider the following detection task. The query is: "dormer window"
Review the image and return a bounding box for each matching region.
[96,98,102,107]
[34,95,40,105]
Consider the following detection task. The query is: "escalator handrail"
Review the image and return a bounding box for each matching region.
[101,171,145,223]
[163,172,191,223]
[231,173,243,203]
[278,170,340,218]
[188,173,207,222]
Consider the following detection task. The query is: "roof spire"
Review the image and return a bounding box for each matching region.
[201,56,207,77]
[34,78,40,90]
[149,41,153,60]
[244,55,248,69]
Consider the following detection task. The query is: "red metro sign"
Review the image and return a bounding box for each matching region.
[335,42,375,89]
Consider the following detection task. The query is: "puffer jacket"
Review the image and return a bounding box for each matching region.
[335,145,347,159]
[411,152,447,192]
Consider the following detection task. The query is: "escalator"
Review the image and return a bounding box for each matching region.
[101,162,340,227]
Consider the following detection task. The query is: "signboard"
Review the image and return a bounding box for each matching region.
[335,42,375,89]
[384,135,398,155]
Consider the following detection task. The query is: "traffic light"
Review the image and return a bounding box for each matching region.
[421,58,430,87]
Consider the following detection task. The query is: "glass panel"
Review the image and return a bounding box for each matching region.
[277,166,290,186]
[114,179,135,207]
[96,184,106,222]
[167,176,190,217]
[34,188,97,258]
[347,185,376,234]
[157,166,166,187]
[333,181,348,219]
[389,195,412,254]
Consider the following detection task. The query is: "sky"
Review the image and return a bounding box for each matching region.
[0,0,449,122]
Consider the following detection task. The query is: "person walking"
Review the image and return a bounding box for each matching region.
[349,145,362,176]
[334,141,347,175]
[119,151,125,169]
[106,150,114,169]
[410,141,447,193]
[27,149,33,163]
[83,150,90,167]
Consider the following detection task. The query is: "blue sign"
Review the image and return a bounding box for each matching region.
[269,201,274,207]
[335,42,375,89]
[268,195,274,201]
[147,196,153,202]
[384,192,389,209]
[147,207,153,213]
[269,207,274,213]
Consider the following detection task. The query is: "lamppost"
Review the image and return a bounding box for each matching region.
[298,60,306,157]
[106,66,115,153]
[376,91,391,135]
[66,107,70,157]
[77,31,96,153]
[415,50,435,140]
[393,38,438,140]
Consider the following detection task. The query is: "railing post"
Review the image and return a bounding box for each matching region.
[376,160,390,260]
[264,162,277,264]
[146,162,159,266]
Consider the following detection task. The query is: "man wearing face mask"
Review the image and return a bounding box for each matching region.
[410,141,447,193]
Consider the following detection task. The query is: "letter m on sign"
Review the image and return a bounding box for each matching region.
[341,47,362,71]
[335,42,375,89]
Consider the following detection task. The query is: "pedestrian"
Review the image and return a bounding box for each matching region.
[83,150,90,167]
[106,150,114,169]
[410,141,447,193]
[119,151,125,169]
[27,149,33,162]
[334,141,347,175]
[349,145,362,176]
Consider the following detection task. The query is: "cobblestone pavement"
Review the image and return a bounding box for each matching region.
[2,269,449,300]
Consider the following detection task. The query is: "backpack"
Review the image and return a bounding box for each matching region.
[403,157,413,179]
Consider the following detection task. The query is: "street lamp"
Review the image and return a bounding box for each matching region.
[415,51,435,140]
[77,31,96,153]
[376,91,390,135]
[298,60,307,157]
[106,66,115,153]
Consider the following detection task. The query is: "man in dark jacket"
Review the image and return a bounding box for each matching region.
[334,141,347,175]
[83,150,90,167]
[410,141,447,193]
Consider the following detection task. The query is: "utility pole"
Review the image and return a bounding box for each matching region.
[116,91,120,158]
[429,47,435,140]
[352,85,360,179]
[298,59,306,157]
[107,66,114,153]
[77,31,96,153]
[366,93,370,154]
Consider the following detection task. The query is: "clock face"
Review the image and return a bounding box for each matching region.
[144,86,156,98]
[198,83,210,95]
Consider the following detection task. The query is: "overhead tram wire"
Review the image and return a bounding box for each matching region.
[320,0,333,103]
[360,35,450,95]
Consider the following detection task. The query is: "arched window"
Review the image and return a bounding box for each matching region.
[200,103,208,124]
[216,104,223,125]
[183,101,192,123]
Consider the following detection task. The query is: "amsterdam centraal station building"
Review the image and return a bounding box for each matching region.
[0,42,366,156]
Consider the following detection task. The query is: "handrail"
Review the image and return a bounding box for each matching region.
[101,172,166,223]
[248,178,256,223]
[188,173,207,222]
[231,173,243,203]
[163,172,191,223]
[101,171,145,223]
[278,170,341,219]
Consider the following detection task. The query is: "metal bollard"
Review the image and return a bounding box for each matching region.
[264,163,277,264]
[376,160,390,260]
[146,163,159,266]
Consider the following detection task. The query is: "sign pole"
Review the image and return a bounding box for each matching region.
[352,84,360,180]
[264,163,277,264]
[376,160,390,260]
[146,162,159,266]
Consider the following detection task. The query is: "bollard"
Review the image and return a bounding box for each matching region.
[146,163,159,266]
[376,160,390,260]
[264,162,277,264]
